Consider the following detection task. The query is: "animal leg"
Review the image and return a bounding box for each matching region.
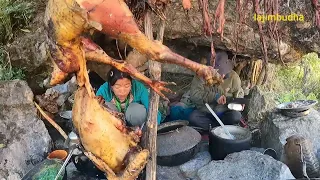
[118,35,223,86]
[50,58,68,85]
[76,47,95,97]
[84,152,118,180]
[81,37,176,100]
[85,150,149,180]
[75,0,223,86]
[119,149,149,180]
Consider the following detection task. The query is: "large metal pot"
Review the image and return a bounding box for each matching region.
[157,120,201,166]
[209,125,252,160]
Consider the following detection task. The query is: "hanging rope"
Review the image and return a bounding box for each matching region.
[253,0,269,85]
[311,0,320,30]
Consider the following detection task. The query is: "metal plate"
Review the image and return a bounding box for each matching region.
[276,100,318,112]
[281,109,310,118]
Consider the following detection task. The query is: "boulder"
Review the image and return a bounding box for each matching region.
[0,80,52,179]
[5,11,51,93]
[247,86,277,129]
[179,151,211,178]
[260,109,320,162]
[197,150,294,180]
[157,165,186,180]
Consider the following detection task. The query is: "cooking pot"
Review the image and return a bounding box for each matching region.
[22,150,68,180]
[209,125,252,160]
[157,120,201,166]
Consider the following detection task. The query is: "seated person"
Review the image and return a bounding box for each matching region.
[168,90,196,121]
[166,56,209,122]
[96,67,161,126]
[188,51,244,131]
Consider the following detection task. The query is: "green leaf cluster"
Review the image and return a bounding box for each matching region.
[275,53,320,104]
[0,0,35,44]
[0,47,25,80]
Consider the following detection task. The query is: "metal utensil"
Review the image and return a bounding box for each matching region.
[205,103,235,140]
[54,148,74,180]
[55,132,81,180]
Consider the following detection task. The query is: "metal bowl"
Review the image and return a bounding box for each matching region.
[276,100,318,112]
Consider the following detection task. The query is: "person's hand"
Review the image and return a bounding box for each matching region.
[241,104,246,111]
[217,95,226,105]
[96,96,105,104]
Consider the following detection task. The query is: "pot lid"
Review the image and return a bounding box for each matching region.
[157,125,201,157]
[157,120,189,135]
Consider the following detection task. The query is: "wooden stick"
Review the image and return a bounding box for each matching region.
[34,102,68,139]
[144,9,165,180]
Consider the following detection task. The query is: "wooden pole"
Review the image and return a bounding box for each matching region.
[144,10,166,180]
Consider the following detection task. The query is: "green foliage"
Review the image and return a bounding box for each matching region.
[277,89,318,104]
[0,47,25,80]
[0,0,33,80]
[275,52,320,104]
[0,0,36,44]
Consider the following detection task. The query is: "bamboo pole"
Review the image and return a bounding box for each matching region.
[144,10,166,180]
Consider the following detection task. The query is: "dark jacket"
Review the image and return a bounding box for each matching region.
[189,70,244,113]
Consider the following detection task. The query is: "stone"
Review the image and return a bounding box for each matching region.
[247,86,277,129]
[180,151,211,178]
[157,165,186,180]
[197,150,295,180]
[250,147,266,153]
[45,76,77,95]
[5,11,52,93]
[42,76,77,107]
[260,109,320,162]
[0,80,52,179]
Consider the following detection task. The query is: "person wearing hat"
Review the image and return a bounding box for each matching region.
[188,51,244,131]
[95,67,162,127]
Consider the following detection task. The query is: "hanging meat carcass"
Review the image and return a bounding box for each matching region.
[43,0,223,179]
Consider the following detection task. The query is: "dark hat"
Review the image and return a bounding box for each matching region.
[214,51,233,76]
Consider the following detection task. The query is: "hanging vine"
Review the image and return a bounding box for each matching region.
[232,0,249,63]
[253,0,269,85]
[311,0,320,30]
[123,0,320,84]
[198,0,216,66]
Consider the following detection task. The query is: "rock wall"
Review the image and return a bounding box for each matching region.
[156,0,319,62]
[4,0,319,91]
[0,80,52,179]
